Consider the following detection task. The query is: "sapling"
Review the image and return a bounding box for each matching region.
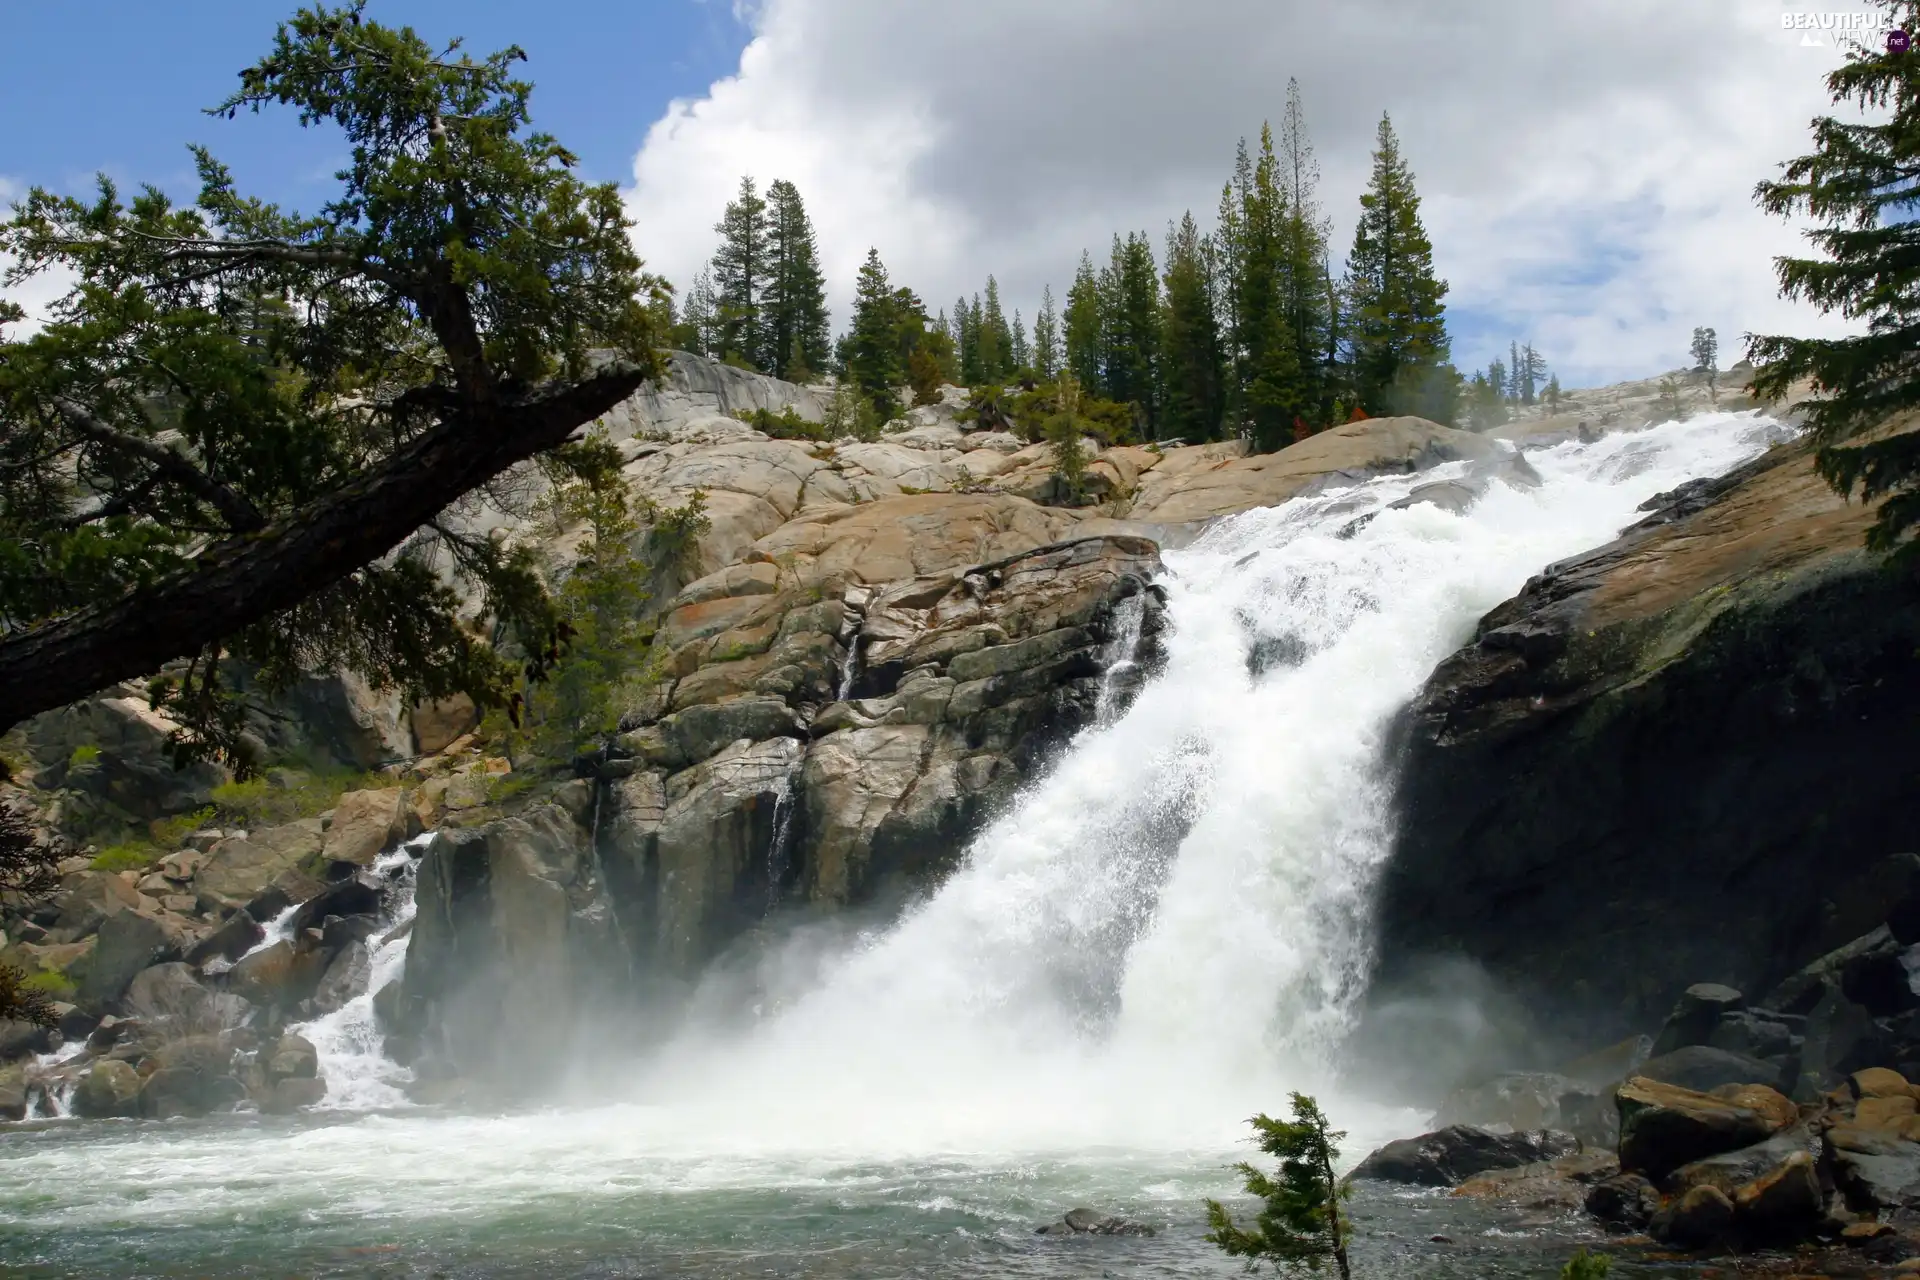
[1204,1092,1352,1279]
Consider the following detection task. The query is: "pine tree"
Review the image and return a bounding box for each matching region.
[1011,311,1030,373]
[711,175,770,369]
[1508,341,1524,405]
[1748,2,1920,557]
[1521,343,1548,405]
[1544,372,1564,412]
[1346,113,1453,421]
[981,276,1011,383]
[845,249,902,419]
[1162,211,1226,441]
[1033,285,1062,380]
[1690,326,1719,401]
[764,179,830,380]
[674,264,719,357]
[1104,232,1162,433]
[1205,1094,1353,1280]
[1065,251,1105,393]
[1278,79,1334,430]
[1219,127,1303,450]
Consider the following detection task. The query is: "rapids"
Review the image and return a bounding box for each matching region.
[0,411,1786,1278]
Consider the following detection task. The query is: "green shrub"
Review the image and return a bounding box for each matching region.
[19,969,75,1001]
[821,381,883,442]
[732,404,828,440]
[66,744,101,769]
[90,843,160,873]
[208,769,394,829]
[1562,1249,1611,1280]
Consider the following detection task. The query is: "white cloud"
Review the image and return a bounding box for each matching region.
[0,177,76,337]
[627,0,1872,385]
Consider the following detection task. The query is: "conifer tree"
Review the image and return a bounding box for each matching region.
[1521,343,1548,405]
[1278,79,1334,431]
[1162,211,1226,441]
[1748,0,1920,557]
[1104,232,1162,433]
[1011,311,1029,373]
[764,179,830,380]
[1065,251,1105,393]
[674,265,719,357]
[981,277,1011,383]
[1218,127,1304,450]
[1544,372,1564,412]
[712,175,770,369]
[1346,113,1453,421]
[1508,340,1524,405]
[1690,326,1719,401]
[0,3,664,740]
[1033,285,1062,380]
[844,248,902,418]
[1205,1093,1353,1280]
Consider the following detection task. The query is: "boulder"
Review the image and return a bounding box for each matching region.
[1350,1125,1577,1187]
[1854,1066,1916,1099]
[1667,1124,1821,1197]
[1732,1150,1824,1243]
[0,1018,56,1062]
[411,695,478,755]
[1585,1172,1661,1230]
[1651,1183,1737,1249]
[1636,1045,1783,1093]
[265,1032,318,1082]
[122,962,251,1036]
[183,909,264,968]
[50,869,143,936]
[311,940,370,1013]
[287,871,384,936]
[1617,1077,1786,1181]
[71,1059,143,1118]
[262,1075,327,1114]
[139,1036,247,1118]
[1651,983,1747,1057]
[194,821,325,914]
[1034,1206,1157,1237]
[77,909,173,1010]
[227,939,325,1009]
[319,789,409,867]
[0,1066,26,1121]
[1828,1122,1920,1211]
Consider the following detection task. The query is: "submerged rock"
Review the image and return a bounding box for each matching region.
[1034,1206,1156,1237]
[1351,1125,1577,1187]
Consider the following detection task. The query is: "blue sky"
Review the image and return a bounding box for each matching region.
[3,1,1867,386]
[1,1,749,206]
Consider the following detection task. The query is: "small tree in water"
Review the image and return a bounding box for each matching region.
[1204,1092,1353,1279]
[1562,1247,1611,1279]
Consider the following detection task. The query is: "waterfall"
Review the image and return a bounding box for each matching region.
[291,835,428,1110]
[1093,590,1148,724]
[644,411,1786,1150]
[765,774,798,910]
[202,901,299,976]
[834,634,861,701]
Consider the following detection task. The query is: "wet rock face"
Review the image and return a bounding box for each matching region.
[1373,434,1920,1038]
[1350,1125,1578,1187]
[598,534,1167,981]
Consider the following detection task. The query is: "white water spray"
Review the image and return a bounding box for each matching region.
[291,836,428,1109]
[639,411,1787,1152]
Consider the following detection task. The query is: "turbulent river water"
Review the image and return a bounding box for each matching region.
[0,412,1787,1279]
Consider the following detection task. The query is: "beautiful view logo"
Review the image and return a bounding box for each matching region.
[1781,9,1908,50]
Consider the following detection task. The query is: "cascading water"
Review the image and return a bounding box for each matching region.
[640,410,1789,1152]
[0,410,1793,1279]
[290,835,428,1109]
[1093,590,1147,724]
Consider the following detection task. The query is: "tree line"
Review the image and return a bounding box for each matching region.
[668,81,1571,449]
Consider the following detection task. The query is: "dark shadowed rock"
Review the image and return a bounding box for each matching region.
[123,962,252,1036]
[1733,1150,1824,1243]
[184,909,263,968]
[77,910,173,1010]
[139,1036,246,1118]
[262,1075,327,1114]
[1636,1045,1783,1093]
[1617,1077,1786,1181]
[1585,1172,1660,1230]
[1668,1124,1821,1197]
[1651,1183,1737,1249]
[1351,1126,1577,1187]
[1034,1206,1156,1237]
[1651,984,1746,1057]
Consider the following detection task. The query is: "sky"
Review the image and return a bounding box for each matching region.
[1,0,1885,387]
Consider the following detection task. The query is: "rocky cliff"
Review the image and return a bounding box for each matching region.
[1373,421,1920,1045]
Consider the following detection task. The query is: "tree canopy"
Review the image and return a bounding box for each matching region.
[1749,0,1920,557]
[0,2,663,757]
